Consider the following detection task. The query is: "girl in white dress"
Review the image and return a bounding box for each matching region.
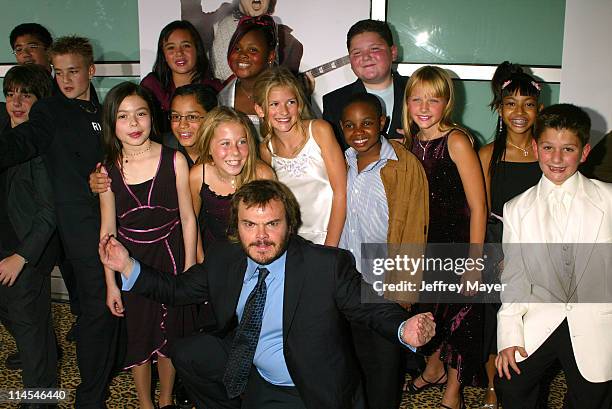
[254,67,346,245]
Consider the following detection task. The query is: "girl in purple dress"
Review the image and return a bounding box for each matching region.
[402,66,487,409]
[99,82,197,409]
[189,106,275,261]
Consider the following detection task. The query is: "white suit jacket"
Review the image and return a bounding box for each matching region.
[497,172,612,383]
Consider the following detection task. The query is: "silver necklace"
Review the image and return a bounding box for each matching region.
[417,138,431,160]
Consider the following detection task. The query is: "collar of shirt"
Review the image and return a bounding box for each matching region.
[540,171,579,204]
[245,251,287,284]
[345,136,398,172]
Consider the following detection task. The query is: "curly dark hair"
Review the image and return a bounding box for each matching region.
[227,180,302,242]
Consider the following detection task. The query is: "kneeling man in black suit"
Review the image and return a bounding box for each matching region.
[99,180,435,409]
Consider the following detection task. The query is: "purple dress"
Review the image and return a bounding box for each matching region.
[109,146,196,368]
[411,130,484,386]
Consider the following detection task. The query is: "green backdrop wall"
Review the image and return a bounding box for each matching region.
[1,0,566,142]
[0,0,139,63]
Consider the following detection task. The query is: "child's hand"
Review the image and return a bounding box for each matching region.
[496,346,528,380]
[90,163,111,194]
[106,285,125,317]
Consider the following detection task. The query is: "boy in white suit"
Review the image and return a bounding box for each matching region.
[494,104,612,409]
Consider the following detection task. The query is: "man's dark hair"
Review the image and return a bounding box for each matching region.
[346,19,394,50]
[228,180,302,241]
[173,83,218,112]
[342,92,383,119]
[10,23,53,49]
[534,103,591,146]
[3,64,53,99]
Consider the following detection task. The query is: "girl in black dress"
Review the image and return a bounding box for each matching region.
[478,61,543,409]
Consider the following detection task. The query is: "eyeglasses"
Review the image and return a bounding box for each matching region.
[169,113,205,123]
[12,43,42,55]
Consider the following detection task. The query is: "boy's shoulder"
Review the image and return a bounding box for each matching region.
[504,182,540,217]
[586,177,612,202]
[387,139,420,165]
[322,78,362,103]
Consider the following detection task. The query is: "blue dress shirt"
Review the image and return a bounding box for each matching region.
[340,137,397,284]
[237,253,292,385]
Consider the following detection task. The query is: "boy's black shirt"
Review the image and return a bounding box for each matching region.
[0,85,103,259]
[322,71,408,151]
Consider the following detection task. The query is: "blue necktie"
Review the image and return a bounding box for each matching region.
[223,267,270,398]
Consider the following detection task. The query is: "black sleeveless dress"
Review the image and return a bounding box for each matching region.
[198,171,233,254]
[110,146,196,368]
[483,160,541,356]
[412,130,484,386]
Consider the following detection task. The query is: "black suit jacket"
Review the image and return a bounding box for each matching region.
[322,72,408,150]
[0,89,103,260]
[0,106,58,272]
[133,235,411,409]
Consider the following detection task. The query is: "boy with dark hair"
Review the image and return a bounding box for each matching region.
[323,19,407,150]
[0,35,118,409]
[9,23,83,351]
[495,104,612,409]
[0,64,59,396]
[339,92,428,409]
[9,23,53,72]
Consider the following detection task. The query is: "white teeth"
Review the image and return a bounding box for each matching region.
[226,160,241,166]
[238,63,250,68]
[354,139,367,144]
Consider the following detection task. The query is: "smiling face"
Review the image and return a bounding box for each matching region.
[501,92,538,136]
[163,28,197,76]
[239,0,271,16]
[406,84,447,134]
[228,29,274,80]
[5,88,37,127]
[13,34,50,69]
[209,121,250,177]
[255,85,300,135]
[533,127,590,185]
[170,94,207,148]
[52,53,94,101]
[238,198,289,265]
[115,95,152,148]
[341,101,384,155]
[348,31,397,89]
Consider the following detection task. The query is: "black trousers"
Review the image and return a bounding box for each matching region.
[57,243,80,317]
[0,264,57,389]
[70,256,119,409]
[495,319,612,409]
[171,331,240,409]
[351,322,405,409]
[171,332,307,409]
